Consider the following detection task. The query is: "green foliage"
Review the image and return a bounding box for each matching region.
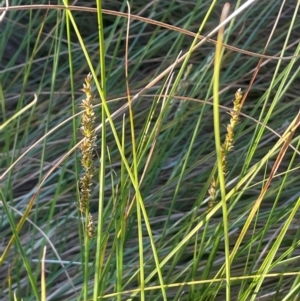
[1,1,300,301]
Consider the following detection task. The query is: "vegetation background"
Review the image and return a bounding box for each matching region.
[1,0,300,300]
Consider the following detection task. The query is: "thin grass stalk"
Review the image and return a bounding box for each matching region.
[41,247,46,301]
[93,1,107,300]
[65,0,81,231]
[213,3,231,300]
[64,6,86,297]
[115,117,126,301]
[0,191,40,301]
[0,96,37,132]
[124,6,173,301]
[8,267,13,301]
[124,4,146,301]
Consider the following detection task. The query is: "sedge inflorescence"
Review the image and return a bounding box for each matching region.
[207,88,243,210]
[79,73,96,238]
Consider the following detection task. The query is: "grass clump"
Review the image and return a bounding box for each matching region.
[1,1,300,301]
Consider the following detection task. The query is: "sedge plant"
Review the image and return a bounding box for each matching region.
[1,1,300,301]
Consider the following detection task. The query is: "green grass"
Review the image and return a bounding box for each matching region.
[1,0,300,300]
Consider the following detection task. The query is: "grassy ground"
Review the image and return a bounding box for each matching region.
[1,0,300,300]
